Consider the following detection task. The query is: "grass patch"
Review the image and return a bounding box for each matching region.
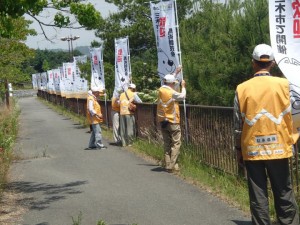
[0,98,20,195]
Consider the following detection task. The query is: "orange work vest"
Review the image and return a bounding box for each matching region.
[120,90,135,115]
[111,97,120,112]
[86,95,102,124]
[237,75,294,160]
[157,86,180,124]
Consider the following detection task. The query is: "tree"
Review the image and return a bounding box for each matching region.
[0,16,35,88]
[0,0,104,41]
[180,0,269,106]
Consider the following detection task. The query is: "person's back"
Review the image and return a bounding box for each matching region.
[157,85,180,124]
[234,43,299,225]
[237,75,294,160]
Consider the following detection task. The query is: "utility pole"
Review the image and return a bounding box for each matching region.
[60,35,80,62]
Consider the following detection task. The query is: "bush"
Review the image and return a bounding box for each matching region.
[0,99,20,193]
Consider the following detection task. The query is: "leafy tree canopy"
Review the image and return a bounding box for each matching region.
[0,0,104,40]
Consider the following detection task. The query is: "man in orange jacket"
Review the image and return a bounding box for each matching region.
[234,44,299,225]
[111,88,122,146]
[119,83,142,147]
[86,86,107,150]
[157,66,186,173]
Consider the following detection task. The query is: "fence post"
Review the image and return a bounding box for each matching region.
[5,79,9,108]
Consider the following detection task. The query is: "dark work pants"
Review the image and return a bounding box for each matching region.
[245,159,299,225]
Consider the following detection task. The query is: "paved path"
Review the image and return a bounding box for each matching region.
[9,97,251,225]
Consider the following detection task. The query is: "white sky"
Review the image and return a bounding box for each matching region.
[24,0,118,50]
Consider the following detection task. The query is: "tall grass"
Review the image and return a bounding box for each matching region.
[0,99,20,194]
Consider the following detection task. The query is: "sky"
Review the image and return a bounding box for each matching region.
[24,0,118,50]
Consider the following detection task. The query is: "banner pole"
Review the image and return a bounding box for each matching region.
[174,0,189,143]
[127,36,132,83]
[104,93,109,128]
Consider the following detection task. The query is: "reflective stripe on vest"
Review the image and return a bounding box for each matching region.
[157,86,180,123]
[237,75,294,160]
[241,105,291,126]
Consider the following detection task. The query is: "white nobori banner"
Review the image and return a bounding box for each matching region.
[32,74,38,90]
[150,0,181,81]
[62,62,76,97]
[53,68,61,94]
[114,37,131,91]
[90,47,105,90]
[269,0,300,85]
[73,55,88,94]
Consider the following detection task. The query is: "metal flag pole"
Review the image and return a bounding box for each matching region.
[100,45,109,128]
[127,36,132,84]
[173,0,189,143]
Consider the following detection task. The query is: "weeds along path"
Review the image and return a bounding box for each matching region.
[5,96,250,225]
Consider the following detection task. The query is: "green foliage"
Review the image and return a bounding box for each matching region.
[28,49,79,73]
[0,99,20,193]
[70,3,104,29]
[137,90,158,103]
[180,0,269,106]
[42,59,50,72]
[96,220,107,225]
[71,211,83,225]
[1,0,103,30]
[0,38,35,85]
[0,16,36,39]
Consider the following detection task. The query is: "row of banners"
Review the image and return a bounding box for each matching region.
[32,0,183,98]
[32,0,300,99]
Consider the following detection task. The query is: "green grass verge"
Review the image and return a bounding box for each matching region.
[0,98,20,195]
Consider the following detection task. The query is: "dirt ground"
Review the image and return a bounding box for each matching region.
[0,187,28,225]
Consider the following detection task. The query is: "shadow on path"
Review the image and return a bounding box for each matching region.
[8,180,87,211]
[232,220,252,225]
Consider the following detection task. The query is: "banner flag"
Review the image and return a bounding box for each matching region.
[41,72,48,91]
[270,0,300,128]
[269,0,300,86]
[74,55,88,97]
[74,55,87,64]
[32,74,38,90]
[63,62,76,97]
[59,66,66,97]
[36,73,42,90]
[47,70,55,94]
[90,47,105,90]
[114,37,131,91]
[150,0,182,81]
[53,68,61,94]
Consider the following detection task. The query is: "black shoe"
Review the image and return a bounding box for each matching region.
[84,147,97,150]
[109,142,122,146]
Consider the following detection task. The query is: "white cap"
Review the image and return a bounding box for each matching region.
[91,86,103,92]
[163,74,176,83]
[252,44,274,62]
[128,83,136,89]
